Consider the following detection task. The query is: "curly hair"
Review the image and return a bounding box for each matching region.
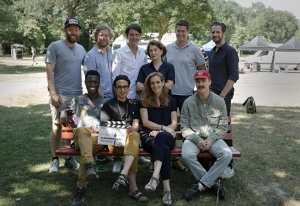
[94,24,114,42]
[140,72,169,108]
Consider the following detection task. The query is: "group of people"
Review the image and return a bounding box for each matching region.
[45,17,239,206]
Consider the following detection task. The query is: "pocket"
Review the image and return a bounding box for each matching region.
[209,113,220,125]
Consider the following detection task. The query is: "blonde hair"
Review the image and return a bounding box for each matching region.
[140,72,169,108]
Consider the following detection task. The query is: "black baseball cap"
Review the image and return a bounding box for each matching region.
[65,18,81,29]
[113,75,131,86]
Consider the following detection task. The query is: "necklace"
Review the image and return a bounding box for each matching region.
[117,100,128,121]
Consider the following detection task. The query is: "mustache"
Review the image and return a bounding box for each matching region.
[197,86,205,89]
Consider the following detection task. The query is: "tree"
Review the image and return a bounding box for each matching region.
[107,0,215,41]
[246,7,299,43]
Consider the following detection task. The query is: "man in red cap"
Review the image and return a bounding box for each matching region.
[180,70,232,201]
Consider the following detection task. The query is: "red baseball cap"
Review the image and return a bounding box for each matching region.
[194,70,210,79]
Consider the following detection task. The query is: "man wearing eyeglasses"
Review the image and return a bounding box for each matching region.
[100,75,148,202]
[208,21,239,179]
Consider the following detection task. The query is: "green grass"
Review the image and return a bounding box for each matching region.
[0,64,45,74]
[1,103,300,206]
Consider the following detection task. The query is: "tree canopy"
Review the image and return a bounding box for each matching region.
[0,0,299,55]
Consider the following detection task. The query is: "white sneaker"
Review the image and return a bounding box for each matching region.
[219,166,235,179]
[65,157,80,170]
[138,156,151,164]
[112,161,122,173]
[49,159,59,173]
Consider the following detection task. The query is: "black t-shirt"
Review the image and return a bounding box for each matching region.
[101,97,140,125]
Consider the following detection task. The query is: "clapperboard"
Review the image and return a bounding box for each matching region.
[98,121,127,147]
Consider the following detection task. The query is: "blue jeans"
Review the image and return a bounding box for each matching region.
[182,139,232,187]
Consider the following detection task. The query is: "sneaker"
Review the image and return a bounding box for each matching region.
[112,161,122,173]
[138,157,151,164]
[85,162,97,181]
[208,183,226,199]
[219,166,235,179]
[72,187,85,206]
[65,157,80,170]
[184,184,201,201]
[49,159,59,173]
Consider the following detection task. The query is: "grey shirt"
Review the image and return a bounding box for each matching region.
[164,41,205,96]
[180,92,228,145]
[45,40,86,96]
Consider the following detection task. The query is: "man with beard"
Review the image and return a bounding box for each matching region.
[46,18,86,173]
[84,24,114,99]
[208,22,239,179]
[181,70,231,201]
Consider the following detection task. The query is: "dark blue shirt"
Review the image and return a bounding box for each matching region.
[140,96,177,133]
[137,61,175,85]
[208,43,239,94]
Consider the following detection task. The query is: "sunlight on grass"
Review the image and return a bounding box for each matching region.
[27,163,49,173]
[285,199,300,205]
[274,171,287,178]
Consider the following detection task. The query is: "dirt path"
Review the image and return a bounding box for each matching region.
[0,59,300,107]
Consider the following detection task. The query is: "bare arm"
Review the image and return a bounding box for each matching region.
[197,64,207,70]
[46,63,61,108]
[219,79,235,98]
[131,119,139,132]
[165,80,174,91]
[136,82,144,92]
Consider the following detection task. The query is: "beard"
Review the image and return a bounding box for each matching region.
[66,33,79,43]
[212,34,224,44]
[97,41,109,49]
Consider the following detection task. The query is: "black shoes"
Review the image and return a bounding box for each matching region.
[72,187,85,206]
[184,182,226,201]
[85,162,97,181]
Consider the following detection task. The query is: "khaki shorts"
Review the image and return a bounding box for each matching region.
[49,93,74,124]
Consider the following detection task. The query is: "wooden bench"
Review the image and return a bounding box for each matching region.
[56,116,242,159]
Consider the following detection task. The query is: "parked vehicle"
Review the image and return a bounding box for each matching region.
[244,45,300,71]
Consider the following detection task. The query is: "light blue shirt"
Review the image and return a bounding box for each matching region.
[84,45,113,99]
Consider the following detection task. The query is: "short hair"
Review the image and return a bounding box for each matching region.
[175,19,189,31]
[125,24,142,36]
[210,22,227,32]
[85,70,100,81]
[113,75,131,86]
[146,40,167,59]
[94,24,115,41]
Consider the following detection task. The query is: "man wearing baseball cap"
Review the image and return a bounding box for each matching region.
[45,17,86,173]
[180,70,232,201]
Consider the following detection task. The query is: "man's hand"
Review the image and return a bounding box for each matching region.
[51,93,61,108]
[60,110,68,127]
[126,124,132,133]
[202,140,212,151]
[197,139,212,151]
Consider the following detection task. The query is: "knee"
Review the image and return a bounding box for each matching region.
[129,131,140,142]
[182,141,196,160]
[220,147,232,162]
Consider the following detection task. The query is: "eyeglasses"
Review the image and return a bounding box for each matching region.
[115,85,129,90]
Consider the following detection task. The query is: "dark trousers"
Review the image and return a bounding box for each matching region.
[171,94,191,112]
[141,132,175,180]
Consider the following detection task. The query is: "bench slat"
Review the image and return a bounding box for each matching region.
[56,146,241,158]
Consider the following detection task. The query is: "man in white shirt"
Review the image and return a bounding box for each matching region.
[112,23,150,165]
[112,23,148,100]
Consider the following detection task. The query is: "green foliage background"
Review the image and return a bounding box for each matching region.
[0,0,299,54]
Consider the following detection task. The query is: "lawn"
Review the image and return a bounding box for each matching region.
[0,65,300,206]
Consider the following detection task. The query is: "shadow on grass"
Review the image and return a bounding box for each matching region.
[0,103,300,205]
[0,64,45,74]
